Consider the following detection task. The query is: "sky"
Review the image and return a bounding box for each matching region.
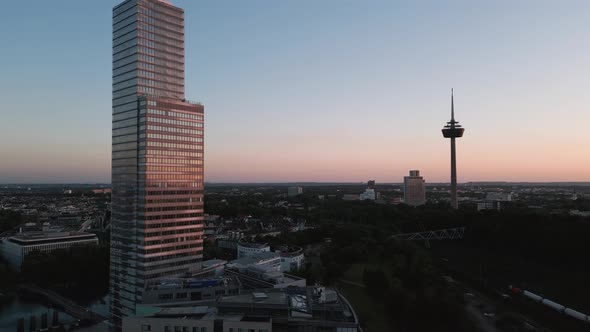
[0,0,589,183]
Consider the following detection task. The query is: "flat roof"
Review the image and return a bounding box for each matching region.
[230,252,279,265]
[237,239,269,248]
[155,307,210,317]
[218,291,287,306]
[202,259,227,268]
[8,231,98,245]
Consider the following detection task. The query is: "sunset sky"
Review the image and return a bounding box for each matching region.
[0,0,589,183]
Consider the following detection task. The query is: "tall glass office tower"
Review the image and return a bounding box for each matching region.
[111,0,204,325]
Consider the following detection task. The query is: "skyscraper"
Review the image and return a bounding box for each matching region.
[111,0,204,326]
[441,90,465,209]
[403,170,426,206]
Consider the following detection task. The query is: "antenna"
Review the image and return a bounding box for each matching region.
[451,88,455,122]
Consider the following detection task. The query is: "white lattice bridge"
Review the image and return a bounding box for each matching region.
[390,227,465,241]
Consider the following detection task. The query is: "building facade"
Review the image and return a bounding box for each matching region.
[486,192,512,201]
[477,201,502,211]
[360,180,378,201]
[111,0,204,325]
[359,189,376,201]
[276,246,305,272]
[403,170,426,206]
[237,239,270,259]
[287,186,303,197]
[142,277,240,306]
[0,231,98,271]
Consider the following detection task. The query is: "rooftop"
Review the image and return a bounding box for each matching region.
[201,259,227,269]
[230,252,279,265]
[129,287,359,327]
[275,246,303,257]
[237,238,269,249]
[218,291,288,306]
[7,231,97,245]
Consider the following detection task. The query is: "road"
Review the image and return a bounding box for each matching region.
[462,288,501,332]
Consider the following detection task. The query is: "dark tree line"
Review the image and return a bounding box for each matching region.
[20,244,110,303]
[283,224,476,331]
[0,210,22,233]
[464,210,590,266]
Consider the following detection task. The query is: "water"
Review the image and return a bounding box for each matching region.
[87,294,110,317]
[0,294,73,332]
[0,293,109,332]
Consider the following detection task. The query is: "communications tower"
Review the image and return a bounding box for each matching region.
[441,89,465,209]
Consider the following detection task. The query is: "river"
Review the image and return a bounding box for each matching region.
[0,293,109,332]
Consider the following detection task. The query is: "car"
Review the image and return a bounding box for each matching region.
[483,312,496,318]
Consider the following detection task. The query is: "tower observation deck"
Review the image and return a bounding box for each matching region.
[441,89,465,209]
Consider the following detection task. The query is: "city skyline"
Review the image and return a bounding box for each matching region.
[1,0,590,183]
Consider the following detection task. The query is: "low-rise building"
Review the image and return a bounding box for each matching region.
[287,186,303,197]
[143,277,240,306]
[226,252,306,289]
[237,239,270,259]
[342,194,360,201]
[0,231,99,270]
[275,246,305,272]
[360,189,376,201]
[486,192,512,201]
[569,210,590,217]
[477,201,502,211]
[123,287,360,332]
[123,307,216,332]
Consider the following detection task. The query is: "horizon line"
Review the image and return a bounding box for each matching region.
[2,181,590,186]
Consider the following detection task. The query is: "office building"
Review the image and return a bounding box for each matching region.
[359,189,376,201]
[0,231,98,271]
[111,0,204,325]
[360,180,378,201]
[403,170,426,206]
[342,194,360,201]
[477,201,502,211]
[287,186,303,197]
[486,192,512,201]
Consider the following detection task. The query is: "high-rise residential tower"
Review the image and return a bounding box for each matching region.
[403,170,426,206]
[441,90,465,209]
[111,0,204,326]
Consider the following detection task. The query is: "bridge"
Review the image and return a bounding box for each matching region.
[18,284,107,324]
[390,227,465,241]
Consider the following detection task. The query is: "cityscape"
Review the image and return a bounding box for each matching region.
[1,1,590,332]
